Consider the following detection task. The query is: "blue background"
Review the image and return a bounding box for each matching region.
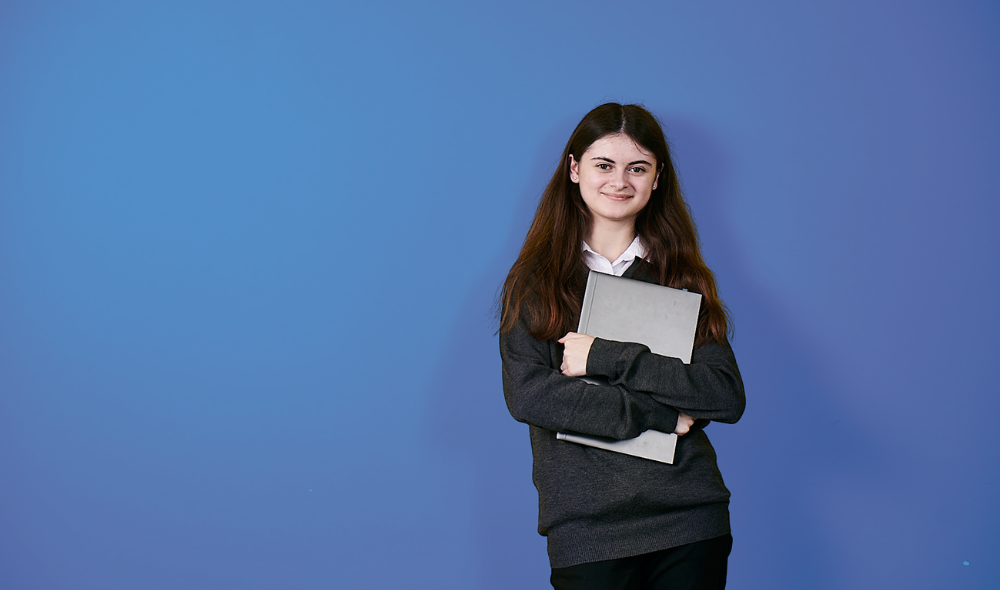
[2,1,998,588]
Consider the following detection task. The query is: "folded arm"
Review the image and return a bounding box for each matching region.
[500,319,680,440]
[585,337,745,424]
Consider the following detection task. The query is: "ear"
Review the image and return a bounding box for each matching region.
[568,154,580,183]
[653,165,662,190]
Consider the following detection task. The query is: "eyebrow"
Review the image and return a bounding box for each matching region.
[590,156,655,167]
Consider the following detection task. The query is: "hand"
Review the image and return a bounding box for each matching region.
[557,332,595,377]
[674,412,695,436]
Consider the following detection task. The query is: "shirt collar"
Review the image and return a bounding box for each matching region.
[582,236,646,276]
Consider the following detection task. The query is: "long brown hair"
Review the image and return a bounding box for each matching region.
[499,103,730,346]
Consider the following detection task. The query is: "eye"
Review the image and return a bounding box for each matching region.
[596,163,612,170]
[629,166,647,174]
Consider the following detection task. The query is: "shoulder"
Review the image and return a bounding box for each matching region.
[624,258,658,285]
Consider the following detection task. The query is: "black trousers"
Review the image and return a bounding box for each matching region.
[550,534,733,590]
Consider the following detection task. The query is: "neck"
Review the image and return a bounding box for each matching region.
[586,219,636,262]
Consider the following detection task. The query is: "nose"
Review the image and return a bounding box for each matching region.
[609,168,628,189]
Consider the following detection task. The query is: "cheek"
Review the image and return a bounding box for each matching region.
[636,192,653,210]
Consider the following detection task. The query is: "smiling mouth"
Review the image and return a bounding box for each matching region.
[603,193,632,201]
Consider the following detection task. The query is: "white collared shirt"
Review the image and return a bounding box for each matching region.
[582,236,646,277]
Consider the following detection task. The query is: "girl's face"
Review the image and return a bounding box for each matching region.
[569,134,660,232]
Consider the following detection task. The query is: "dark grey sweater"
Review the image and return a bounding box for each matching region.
[500,260,745,568]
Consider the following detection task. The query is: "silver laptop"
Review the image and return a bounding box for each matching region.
[556,270,702,464]
[578,270,701,363]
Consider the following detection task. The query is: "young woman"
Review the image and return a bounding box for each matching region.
[499,103,745,590]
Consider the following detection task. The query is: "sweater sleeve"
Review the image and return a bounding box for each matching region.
[585,337,745,423]
[500,316,680,440]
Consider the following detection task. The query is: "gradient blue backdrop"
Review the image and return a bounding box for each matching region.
[2,1,998,588]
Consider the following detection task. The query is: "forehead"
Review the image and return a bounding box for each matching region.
[582,133,655,161]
